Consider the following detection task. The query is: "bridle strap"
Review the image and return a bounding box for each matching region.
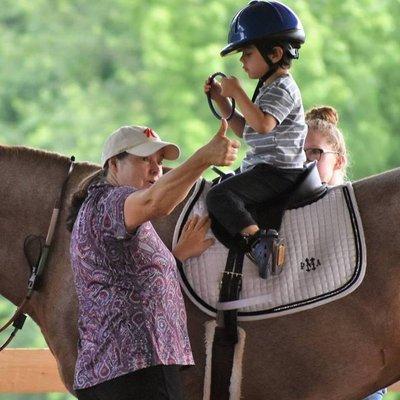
[0,311,27,351]
[0,156,75,350]
[0,298,28,335]
[34,157,75,281]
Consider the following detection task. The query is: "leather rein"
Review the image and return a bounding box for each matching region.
[0,156,75,351]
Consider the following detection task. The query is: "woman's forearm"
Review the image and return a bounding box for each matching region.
[148,149,211,216]
[149,122,239,215]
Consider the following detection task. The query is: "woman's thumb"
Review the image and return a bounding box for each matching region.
[217,118,228,137]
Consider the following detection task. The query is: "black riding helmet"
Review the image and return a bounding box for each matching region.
[221,0,305,65]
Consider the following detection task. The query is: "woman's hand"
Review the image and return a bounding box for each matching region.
[199,119,240,167]
[172,215,215,262]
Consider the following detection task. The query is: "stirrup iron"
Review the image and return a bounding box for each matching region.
[270,230,285,275]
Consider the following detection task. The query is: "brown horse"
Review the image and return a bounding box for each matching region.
[0,144,400,399]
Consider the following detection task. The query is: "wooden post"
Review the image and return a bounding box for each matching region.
[0,348,67,393]
[390,381,400,392]
[0,348,400,394]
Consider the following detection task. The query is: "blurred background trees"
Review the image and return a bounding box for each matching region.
[0,0,399,398]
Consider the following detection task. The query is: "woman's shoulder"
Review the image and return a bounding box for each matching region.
[88,180,135,196]
[86,182,136,211]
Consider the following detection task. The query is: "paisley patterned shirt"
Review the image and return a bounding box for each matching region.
[70,181,193,389]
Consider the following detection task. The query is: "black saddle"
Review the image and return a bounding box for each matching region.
[210,162,328,252]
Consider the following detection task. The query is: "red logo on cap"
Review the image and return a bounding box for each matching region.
[144,128,157,139]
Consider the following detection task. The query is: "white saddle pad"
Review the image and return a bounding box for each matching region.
[173,180,366,321]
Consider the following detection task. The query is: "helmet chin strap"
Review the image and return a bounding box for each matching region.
[251,50,278,102]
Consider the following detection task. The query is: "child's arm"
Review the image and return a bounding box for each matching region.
[204,79,245,138]
[221,77,277,134]
[224,111,246,138]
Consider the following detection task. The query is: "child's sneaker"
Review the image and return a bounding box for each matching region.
[246,229,285,279]
[248,230,273,279]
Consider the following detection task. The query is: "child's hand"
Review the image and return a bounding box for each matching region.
[204,76,224,101]
[220,76,241,98]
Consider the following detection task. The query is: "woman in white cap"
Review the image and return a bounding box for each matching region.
[67,120,239,400]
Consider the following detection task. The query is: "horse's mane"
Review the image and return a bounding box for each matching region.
[0,144,69,161]
[0,144,99,171]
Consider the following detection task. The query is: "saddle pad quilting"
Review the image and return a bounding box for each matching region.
[173,180,366,321]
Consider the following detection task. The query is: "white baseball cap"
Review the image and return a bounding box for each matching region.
[101,125,180,167]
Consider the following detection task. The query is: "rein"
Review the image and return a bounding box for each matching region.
[0,156,75,351]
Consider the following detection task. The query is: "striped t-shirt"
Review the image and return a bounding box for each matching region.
[242,74,307,170]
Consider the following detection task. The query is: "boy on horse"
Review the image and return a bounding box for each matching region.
[205,0,307,278]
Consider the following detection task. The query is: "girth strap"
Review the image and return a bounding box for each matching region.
[210,250,244,400]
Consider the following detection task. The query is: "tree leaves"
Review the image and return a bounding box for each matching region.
[0,0,398,177]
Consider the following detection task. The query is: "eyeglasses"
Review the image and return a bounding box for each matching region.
[304,148,339,162]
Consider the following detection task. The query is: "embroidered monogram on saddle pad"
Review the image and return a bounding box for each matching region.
[172,180,366,321]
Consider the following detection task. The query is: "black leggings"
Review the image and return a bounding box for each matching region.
[75,365,184,400]
[206,164,305,236]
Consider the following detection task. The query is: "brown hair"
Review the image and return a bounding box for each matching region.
[306,106,349,182]
[66,152,129,232]
[66,169,106,232]
[256,42,294,69]
[306,106,339,125]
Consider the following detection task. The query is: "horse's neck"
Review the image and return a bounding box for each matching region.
[354,167,400,218]
[0,146,96,304]
[354,167,400,277]
[1,147,72,212]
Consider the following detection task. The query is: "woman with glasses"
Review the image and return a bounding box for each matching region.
[304,105,387,400]
[304,106,348,185]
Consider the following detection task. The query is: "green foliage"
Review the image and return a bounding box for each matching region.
[386,394,400,400]
[0,1,399,398]
[0,0,398,178]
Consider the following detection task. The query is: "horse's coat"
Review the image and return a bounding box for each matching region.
[1,145,400,399]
